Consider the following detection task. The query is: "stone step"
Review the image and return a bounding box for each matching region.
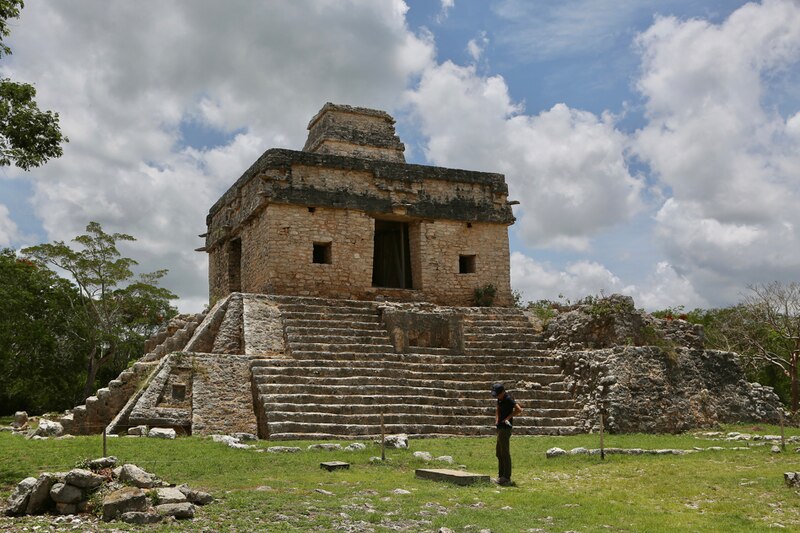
[255,373,567,389]
[272,296,378,309]
[399,346,453,355]
[108,379,124,390]
[278,303,378,314]
[464,348,549,357]
[284,319,384,330]
[463,315,529,324]
[85,396,99,407]
[250,358,562,375]
[288,342,396,353]
[250,366,564,385]
[259,392,575,407]
[281,312,380,322]
[264,410,579,427]
[287,351,555,365]
[464,340,546,350]
[463,332,542,341]
[464,325,536,334]
[286,325,387,336]
[263,403,579,418]
[288,334,391,345]
[266,422,581,438]
[256,382,572,399]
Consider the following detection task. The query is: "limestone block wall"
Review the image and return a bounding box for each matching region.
[210,202,511,306]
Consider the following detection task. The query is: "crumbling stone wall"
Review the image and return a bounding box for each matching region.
[560,347,782,433]
[542,294,782,433]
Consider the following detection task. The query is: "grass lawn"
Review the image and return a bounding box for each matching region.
[2,424,800,531]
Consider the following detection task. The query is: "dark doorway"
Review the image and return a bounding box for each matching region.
[228,238,242,292]
[372,220,412,289]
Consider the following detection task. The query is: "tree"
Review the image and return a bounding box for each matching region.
[23,222,177,401]
[0,0,66,170]
[735,282,800,412]
[0,248,90,413]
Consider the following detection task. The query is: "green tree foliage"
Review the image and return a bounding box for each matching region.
[22,222,177,403]
[0,248,89,413]
[0,0,66,170]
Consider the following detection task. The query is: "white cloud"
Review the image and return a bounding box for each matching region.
[633,0,800,299]
[406,61,644,251]
[2,0,435,311]
[0,204,20,247]
[437,0,455,23]
[511,252,707,310]
[467,31,489,62]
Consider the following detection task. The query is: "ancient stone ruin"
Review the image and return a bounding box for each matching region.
[41,103,780,440]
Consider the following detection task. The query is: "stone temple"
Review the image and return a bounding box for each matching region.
[54,104,782,439]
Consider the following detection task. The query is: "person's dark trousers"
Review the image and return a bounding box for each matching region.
[496,426,512,480]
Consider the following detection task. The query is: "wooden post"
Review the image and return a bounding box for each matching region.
[103,426,107,457]
[780,410,786,452]
[381,413,386,462]
[599,410,605,461]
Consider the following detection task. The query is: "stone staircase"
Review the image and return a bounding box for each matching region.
[251,296,581,439]
[59,312,205,435]
[59,361,157,435]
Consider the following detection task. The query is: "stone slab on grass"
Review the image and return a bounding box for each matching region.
[320,461,350,471]
[415,468,490,486]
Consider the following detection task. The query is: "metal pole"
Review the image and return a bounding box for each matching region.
[381,413,386,462]
[599,410,605,461]
[780,410,786,452]
[103,426,107,457]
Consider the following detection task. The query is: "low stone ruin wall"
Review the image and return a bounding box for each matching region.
[560,346,782,434]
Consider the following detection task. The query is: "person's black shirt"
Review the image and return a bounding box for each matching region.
[497,393,517,429]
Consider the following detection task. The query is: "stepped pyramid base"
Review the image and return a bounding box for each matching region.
[97,292,582,439]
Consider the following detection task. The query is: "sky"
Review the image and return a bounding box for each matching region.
[0,0,799,313]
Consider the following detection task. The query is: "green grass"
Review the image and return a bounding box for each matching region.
[2,425,800,531]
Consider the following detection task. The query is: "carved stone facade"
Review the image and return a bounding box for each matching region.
[203,103,515,307]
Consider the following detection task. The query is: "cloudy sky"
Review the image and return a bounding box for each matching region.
[1,0,798,312]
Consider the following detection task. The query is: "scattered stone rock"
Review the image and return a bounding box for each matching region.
[127,425,148,436]
[308,443,342,451]
[55,502,78,515]
[119,464,159,489]
[5,476,37,515]
[345,443,367,451]
[13,411,28,429]
[55,434,75,440]
[546,447,567,458]
[413,451,433,461]
[231,432,258,441]
[392,489,411,495]
[211,434,254,449]
[439,528,454,533]
[772,445,782,454]
[87,457,118,470]
[28,419,63,439]
[383,434,408,449]
[65,469,104,490]
[120,511,162,524]
[569,447,589,455]
[156,502,195,519]
[102,486,147,521]
[784,472,800,488]
[155,487,187,505]
[435,456,454,464]
[148,427,176,439]
[25,473,59,514]
[176,485,214,506]
[267,446,301,453]
[315,489,334,496]
[49,483,83,504]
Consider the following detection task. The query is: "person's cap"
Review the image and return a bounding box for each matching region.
[491,383,505,398]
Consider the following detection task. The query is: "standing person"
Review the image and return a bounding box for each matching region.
[492,383,523,486]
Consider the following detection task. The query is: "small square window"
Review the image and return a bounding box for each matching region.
[459,254,476,274]
[313,242,332,264]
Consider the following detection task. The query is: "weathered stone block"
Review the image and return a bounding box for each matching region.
[50,483,83,504]
[102,486,147,521]
[415,468,489,486]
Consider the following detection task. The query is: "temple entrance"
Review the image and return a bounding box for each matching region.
[372,220,412,289]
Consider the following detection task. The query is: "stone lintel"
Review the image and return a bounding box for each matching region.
[415,468,490,485]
